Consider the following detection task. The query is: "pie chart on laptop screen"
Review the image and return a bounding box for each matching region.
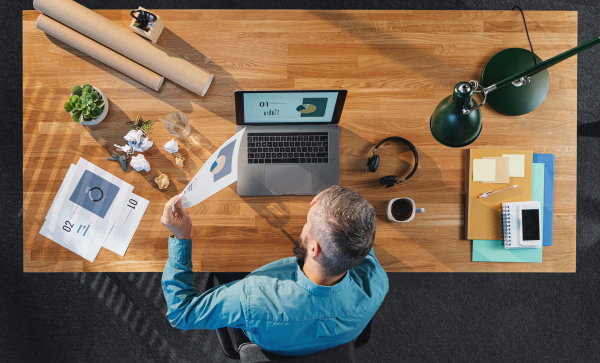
[296,104,317,114]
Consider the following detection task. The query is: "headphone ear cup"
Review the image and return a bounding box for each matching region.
[367,155,380,173]
[379,175,398,187]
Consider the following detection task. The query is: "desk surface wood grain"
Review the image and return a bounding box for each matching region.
[23,10,577,272]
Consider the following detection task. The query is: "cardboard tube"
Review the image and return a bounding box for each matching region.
[34,0,214,96]
[36,14,164,91]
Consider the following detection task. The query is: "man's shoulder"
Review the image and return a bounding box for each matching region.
[354,250,385,274]
[253,257,298,272]
[348,251,389,293]
[244,257,299,285]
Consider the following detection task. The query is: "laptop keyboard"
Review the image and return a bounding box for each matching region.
[247,132,329,164]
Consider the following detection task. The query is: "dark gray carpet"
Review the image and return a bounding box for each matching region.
[2,1,599,362]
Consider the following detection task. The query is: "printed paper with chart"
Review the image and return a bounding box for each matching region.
[178,128,246,208]
[40,158,135,262]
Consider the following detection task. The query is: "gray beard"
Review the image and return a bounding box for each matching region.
[293,234,307,264]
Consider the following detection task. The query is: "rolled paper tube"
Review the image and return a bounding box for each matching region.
[34,0,214,96]
[36,14,165,91]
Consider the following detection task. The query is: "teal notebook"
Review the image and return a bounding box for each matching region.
[472,163,544,262]
[533,154,555,246]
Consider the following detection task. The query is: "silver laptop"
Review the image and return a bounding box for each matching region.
[236,89,347,196]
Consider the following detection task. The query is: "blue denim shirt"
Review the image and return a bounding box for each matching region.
[161,236,389,356]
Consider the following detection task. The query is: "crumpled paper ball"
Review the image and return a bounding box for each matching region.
[163,139,179,154]
[124,129,142,144]
[173,152,185,168]
[124,130,153,152]
[155,173,169,190]
[130,154,151,172]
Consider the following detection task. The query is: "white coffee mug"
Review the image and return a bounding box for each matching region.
[387,198,425,223]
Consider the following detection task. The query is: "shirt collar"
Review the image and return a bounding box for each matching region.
[295,261,352,296]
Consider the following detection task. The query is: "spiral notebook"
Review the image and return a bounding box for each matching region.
[502,201,542,249]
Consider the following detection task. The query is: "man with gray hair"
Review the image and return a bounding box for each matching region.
[161,185,389,357]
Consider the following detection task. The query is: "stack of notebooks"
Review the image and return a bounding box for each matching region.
[465,149,555,263]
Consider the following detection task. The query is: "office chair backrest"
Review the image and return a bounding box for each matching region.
[237,340,357,363]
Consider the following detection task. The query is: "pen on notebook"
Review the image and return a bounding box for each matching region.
[478,185,518,198]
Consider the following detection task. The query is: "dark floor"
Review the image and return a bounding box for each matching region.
[2,0,599,362]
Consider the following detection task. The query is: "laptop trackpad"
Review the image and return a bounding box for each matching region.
[265,164,312,195]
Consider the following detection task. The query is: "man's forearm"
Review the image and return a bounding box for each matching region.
[161,236,196,329]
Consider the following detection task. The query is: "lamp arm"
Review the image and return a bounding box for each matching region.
[462,81,497,115]
[462,36,600,115]
[494,36,600,89]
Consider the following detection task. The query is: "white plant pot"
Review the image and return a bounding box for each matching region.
[70,87,109,126]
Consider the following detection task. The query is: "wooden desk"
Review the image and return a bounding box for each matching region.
[23,10,577,272]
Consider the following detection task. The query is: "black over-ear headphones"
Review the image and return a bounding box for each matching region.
[366,136,419,188]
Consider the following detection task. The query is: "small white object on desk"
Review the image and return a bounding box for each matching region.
[130,154,151,172]
[164,139,179,154]
[125,129,153,152]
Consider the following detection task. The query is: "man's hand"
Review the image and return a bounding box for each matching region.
[161,195,192,240]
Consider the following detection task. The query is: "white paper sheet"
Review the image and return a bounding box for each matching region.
[40,158,135,262]
[178,128,246,209]
[102,193,149,256]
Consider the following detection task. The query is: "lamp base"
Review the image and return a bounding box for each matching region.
[480,48,549,116]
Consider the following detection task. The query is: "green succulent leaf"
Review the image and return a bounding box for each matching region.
[91,108,102,117]
[90,92,99,102]
[71,110,82,123]
[69,95,80,105]
[82,84,92,90]
[89,103,96,110]
[83,108,91,117]
[95,99,105,108]
[64,102,73,113]
[71,85,83,96]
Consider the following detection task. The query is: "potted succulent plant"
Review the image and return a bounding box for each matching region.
[64,84,109,125]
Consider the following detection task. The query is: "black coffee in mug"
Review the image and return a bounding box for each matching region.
[391,198,413,221]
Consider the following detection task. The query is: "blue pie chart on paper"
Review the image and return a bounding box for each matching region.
[211,140,236,182]
[211,156,227,175]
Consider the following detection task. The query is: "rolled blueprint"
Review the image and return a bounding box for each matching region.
[36,14,164,91]
[34,0,214,96]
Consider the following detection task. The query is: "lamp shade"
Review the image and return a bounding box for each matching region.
[430,82,482,147]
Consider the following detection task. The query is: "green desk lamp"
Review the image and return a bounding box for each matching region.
[430,36,600,147]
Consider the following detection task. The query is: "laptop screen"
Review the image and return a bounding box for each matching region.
[235,90,347,125]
